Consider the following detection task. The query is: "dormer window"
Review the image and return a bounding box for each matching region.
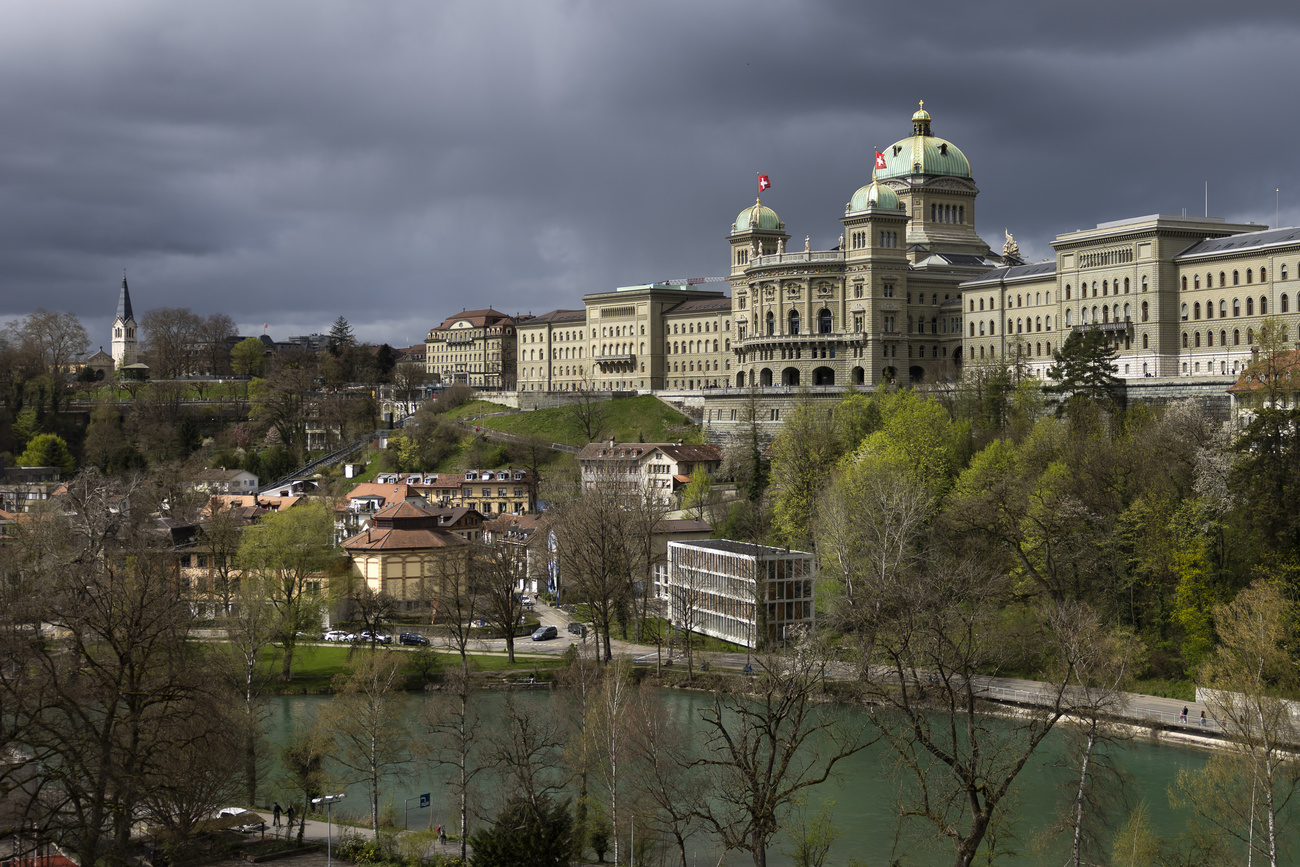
[497,471,508,480]
[465,472,475,480]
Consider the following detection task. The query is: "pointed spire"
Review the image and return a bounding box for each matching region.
[116,271,134,322]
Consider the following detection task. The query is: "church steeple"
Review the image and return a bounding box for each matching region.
[116,273,134,322]
[111,272,137,371]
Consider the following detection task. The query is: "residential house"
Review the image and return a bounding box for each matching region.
[192,468,260,494]
[341,501,470,616]
[577,441,724,504]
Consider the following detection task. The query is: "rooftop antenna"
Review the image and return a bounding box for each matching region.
[1277,188,1280,228]
[1205,181,1208,217]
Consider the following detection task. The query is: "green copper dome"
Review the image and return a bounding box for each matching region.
[848,178,900,213]
[876,103,971,180]
[732,200,783,234]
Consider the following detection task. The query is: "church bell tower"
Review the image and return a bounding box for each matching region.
[111,274,137,370]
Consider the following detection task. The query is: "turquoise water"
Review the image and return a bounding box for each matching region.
[263,690,1212,865]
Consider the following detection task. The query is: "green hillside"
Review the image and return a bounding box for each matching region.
[474,394,700,446]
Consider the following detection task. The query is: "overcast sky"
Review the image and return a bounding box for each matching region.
[3,1,1299,349]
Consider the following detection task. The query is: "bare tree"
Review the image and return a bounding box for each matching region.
[851,555,1078,867]
[196,312,237,376]
[487,693,568,818]
[141,307,204,378]
[692,636,868,867]
[350,584,398,650]
[321,653,411,836]
[589,661,636,866]
[552,484,635,661]
[223,580,278,805]
[472,523,528,662]
[197,499,245,614]
[627,680,704,867]
[420,668,488,862]
[568,382,608,443]
[0,502,238,867]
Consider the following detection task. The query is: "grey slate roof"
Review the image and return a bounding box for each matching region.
[1176,226,1300,259]
[961,260,1058,287]
[116,276,134,322]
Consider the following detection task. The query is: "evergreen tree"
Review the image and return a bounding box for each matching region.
[17,432,75,474]
[1045,328,1120,410]
[327,316,355,357]
[469,796,575,867]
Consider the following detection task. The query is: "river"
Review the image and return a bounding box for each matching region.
[263,689,1213,865]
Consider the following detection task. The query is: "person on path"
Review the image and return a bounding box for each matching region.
[273,803,282,828]
[1180,706,1188,723]
[437,825,446,844]
[1200,709,1207,726]
[286,804,295,833]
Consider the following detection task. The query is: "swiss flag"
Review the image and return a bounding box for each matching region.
[758,174,771,192]
[875,151,887,170]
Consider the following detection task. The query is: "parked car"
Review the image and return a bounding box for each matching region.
[531,625,558,641]
[217,807,264,833]
[566,622,587,637]
[399,632,429,646]
[323,630,348,642]
[361,631,392,644]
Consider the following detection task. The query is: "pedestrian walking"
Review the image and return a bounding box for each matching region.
[437,824,446,844]
[1200,709,1207,726]
[1180,706,1188,723]
[273,803,282,828]
[286,804,295,832]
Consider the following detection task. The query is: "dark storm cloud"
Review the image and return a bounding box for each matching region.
[2,0,1298,348]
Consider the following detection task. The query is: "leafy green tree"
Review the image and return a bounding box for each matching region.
[237,502,336,680]
[680,466,712,520]
[17,432,75,474]
[1045,328,1120,410]
[83,400,145,474]
[769,392,843,546]
[230,336,267,378]
[469,796,576,867]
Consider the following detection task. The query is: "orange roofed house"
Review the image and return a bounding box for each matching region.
[341,500,470,616]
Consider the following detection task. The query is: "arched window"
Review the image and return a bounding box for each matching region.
[1194,275,1200,289]
[1247,297,1254,315]
[1260,296,1268,315]
[1065,284,1072,300]
[989,319,996,335]
[1036,316,1042,331]
[1219,272,1226,287]
[1247,328,1254,345]
[818,308,832,334]
[1036,342,1042,356]
[1125,277,1131,293]
[1283,264,1289,280]
[1261,268,1267,282]
[1220,330,1227,346]
[1233,270,1240,285]
[1181,303,1188,320]
[1247,269,1253,284]
[1142,301,1149,322]
[979,298,985,311]
[1142,333,1149,349]
[1283,294,1290,313]
[1194,332,1201,348]
[1193,302,1201,319]
[1233,298,1241,316]
[1182,332,1188,348]
[970,322,975,336]
[1234,329,1240,345]
[1103,280,1109,296]
[1207,332,1214,347]
[1220,299,1227,317]
[765,312,775,335]
[1065,309,1072,327]
[1182,276,1187,291]
[1124,303,1131,320]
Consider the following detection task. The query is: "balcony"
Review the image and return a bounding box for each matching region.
[736,332,866,347]
[748,251,844,269]
[1072,320,1132,335]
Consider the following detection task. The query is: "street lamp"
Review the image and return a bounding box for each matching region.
[312,793,346,867]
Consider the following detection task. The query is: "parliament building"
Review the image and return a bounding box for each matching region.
[445,104,1300,397]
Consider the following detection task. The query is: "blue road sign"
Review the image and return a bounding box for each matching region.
[419,793,430,809]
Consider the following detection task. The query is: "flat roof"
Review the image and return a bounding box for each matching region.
[670,538,813,558]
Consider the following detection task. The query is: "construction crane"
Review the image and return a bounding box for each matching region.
[661,276,729,286]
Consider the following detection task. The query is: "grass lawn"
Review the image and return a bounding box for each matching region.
[477,395,699,446]
[565,606,744,653]
[444,400,512,419]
